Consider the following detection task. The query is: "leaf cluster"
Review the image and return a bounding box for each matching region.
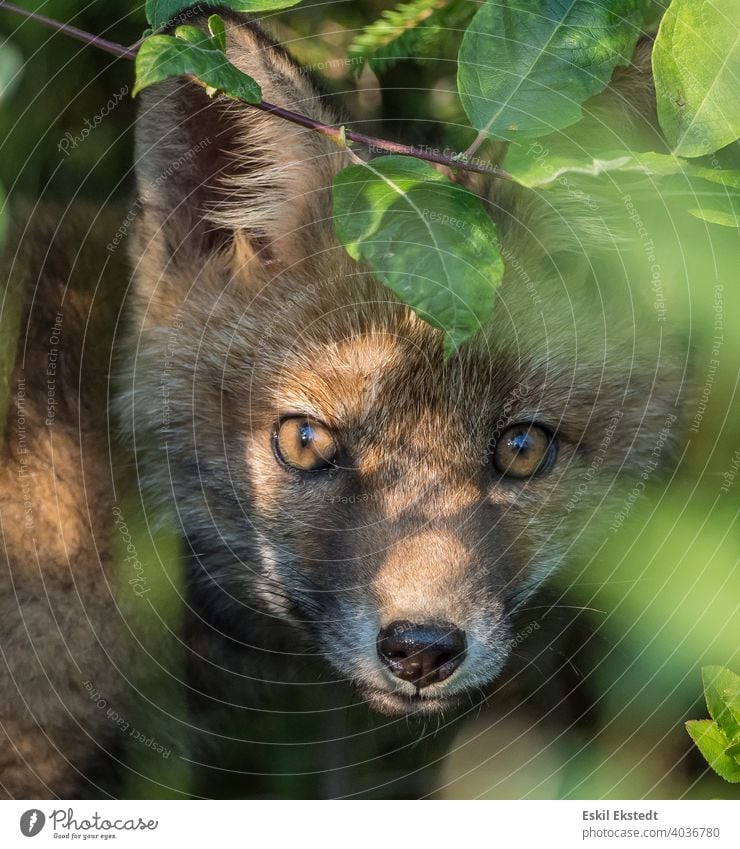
[686,667,740,784]
[347,0,476,75]
[132,0,740,352]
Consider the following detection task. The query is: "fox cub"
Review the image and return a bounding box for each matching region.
[0,10,683,797]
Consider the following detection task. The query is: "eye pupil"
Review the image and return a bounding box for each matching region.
[510,431,531,453]
[493,423,556,479]
[274,417,338,472]
[299,423,313,448]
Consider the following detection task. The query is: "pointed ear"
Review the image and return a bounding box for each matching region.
[133,10,348,273]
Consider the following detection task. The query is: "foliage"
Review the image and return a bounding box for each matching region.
[652,0,740,157]
[0,39,21,246]
[0,0,738,802]
[505,146,740,189]
[458,0,647,142]
[347,0,475,74]
[131,0,739,353]
[145,0,303,30]
[504,135,740,228]
[134,16,262,101]
[686,667,740,783]
[0,39,21,102]
[332,155,503,355]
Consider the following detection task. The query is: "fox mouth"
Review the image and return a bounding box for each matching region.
[359,684,462,717]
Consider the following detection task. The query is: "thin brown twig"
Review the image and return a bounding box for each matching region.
[0,1,509,180]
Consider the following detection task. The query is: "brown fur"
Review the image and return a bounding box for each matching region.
[1,9,687,798]
[0,205,129,797]
[121,11,684,734]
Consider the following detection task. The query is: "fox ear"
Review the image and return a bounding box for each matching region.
[133,11,347,273]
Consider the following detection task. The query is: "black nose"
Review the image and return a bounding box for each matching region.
[377,620,467,688]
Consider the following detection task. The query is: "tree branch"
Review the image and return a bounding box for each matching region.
[0,1,509,180]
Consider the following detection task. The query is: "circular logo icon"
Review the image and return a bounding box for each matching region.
[20,810,45,837]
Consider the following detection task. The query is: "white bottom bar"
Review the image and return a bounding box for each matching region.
[3,800,740,848]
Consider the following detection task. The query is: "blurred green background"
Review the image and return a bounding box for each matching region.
[0,0,738,800]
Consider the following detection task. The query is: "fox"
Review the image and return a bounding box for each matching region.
[0,9,686,799]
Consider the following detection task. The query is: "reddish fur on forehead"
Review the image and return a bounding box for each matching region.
[268,332,404,423]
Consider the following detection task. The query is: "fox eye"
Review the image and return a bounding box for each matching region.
[273,417,337,472]
[493,423,557,478]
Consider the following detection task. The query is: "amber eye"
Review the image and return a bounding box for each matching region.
[493,423,557,479]
[273,417,338,472]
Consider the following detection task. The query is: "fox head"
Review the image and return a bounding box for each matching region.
[121,11,684,715]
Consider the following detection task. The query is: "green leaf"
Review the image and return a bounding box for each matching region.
[0,40,22,102]
[725,680,740,724]
[133,21,262,104]
[687,182,740,228]
[726,741,740,761]
[145,0,302,30]
[458,0,647,142]
[702,666,740,739]
[332,156,504,354]
[686,720,740,783]
[208,14,226,52]
[653,0,740,158]
[504,139,740,189]
[0,43,20,255]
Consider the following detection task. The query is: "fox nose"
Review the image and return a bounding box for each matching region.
[377,620,467,688]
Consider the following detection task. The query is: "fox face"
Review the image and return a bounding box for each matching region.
[218,287,651,717]
[122,11,682,717]
[242,327,577,715]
